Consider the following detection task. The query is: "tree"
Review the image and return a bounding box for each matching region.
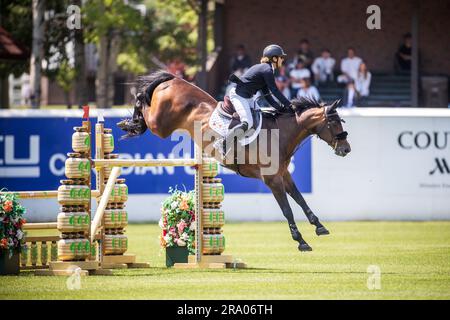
[0,0,32,109]
[84,0,144,108]
[30,0,45,108]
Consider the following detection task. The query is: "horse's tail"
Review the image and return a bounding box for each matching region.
[117,70,175,139]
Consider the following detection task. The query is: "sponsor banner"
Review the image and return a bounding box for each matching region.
[0,110,311,194]
[1,108,449,221]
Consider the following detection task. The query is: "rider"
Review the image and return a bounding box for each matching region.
[225,44,292,147]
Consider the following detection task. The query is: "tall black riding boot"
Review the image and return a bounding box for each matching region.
[222,121,248,156]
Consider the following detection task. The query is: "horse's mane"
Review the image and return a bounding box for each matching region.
[289,97,324,114]
[136,70,175,106]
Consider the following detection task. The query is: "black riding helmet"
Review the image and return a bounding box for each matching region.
[263,44,287,59]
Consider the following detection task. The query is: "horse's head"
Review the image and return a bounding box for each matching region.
[292,98,351,157]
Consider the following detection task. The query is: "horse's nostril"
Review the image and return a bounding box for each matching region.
[344,148,350,153]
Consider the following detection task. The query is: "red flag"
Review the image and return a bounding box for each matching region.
[82,105,90,119]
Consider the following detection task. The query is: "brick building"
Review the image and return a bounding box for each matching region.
[210,0,450,106]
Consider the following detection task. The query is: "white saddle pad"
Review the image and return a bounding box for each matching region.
[209,108,262,149]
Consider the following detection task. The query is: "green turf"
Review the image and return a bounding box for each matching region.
[1,221,449,300]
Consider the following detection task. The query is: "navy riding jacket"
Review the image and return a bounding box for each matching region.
[232,62,291,109]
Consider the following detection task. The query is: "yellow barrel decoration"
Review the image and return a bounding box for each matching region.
[57,211,90,233]
[103,209,127,229]
[202,179,224,203]
[57,239,90,261]
[202,209,225,228]
[104,235,128,255]
[116,179,128,202]
[118,210,128,228]
[57,184,90,205]
[202,158,219,177]
[103,129,114,153]
[72,130,90,153]
[202,234,225,255]
[108,184,121,203]
[65,157,91,179]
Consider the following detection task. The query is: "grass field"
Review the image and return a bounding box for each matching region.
[1,221,449,300]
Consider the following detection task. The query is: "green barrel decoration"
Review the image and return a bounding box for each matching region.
[202,234,225,255]
[72,129,90,153]
[57,211,90,233]
[65,157,91,179]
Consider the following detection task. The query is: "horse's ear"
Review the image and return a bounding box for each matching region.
[327,99,341,113]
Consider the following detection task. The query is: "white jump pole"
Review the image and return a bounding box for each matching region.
[90,166,121,242]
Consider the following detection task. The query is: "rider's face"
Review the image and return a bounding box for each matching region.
[276,57,284,68]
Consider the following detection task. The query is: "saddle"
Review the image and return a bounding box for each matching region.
[216,96,261,131]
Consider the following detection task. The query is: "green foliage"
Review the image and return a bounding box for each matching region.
[0,0,214,82]
[55,60,76,93]
[0,0,32,77]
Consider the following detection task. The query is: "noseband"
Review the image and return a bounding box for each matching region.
[310,107,348,149]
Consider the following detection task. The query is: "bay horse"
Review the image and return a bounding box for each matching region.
[118,70,351,251]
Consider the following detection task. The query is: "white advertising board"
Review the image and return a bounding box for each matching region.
[4,108,450,221]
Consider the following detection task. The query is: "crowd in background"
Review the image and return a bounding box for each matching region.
[227,34,412,108]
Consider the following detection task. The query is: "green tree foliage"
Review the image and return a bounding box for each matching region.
[0,0,32,77]
[55,59,76,108]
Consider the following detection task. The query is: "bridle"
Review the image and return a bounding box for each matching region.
[310,106,348,150]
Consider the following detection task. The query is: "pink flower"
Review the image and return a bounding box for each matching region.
[169,227,177,236]
[177,220,187,233]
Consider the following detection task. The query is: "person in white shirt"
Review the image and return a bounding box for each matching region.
[297,78,320,101]
[338,47,362,84]
[355,61,371,106]
[289,60,311,96]
[312,49,336,85]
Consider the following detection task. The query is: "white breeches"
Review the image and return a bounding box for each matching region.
[228,86,254,129]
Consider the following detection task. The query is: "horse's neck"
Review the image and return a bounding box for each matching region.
[281,109,320,157]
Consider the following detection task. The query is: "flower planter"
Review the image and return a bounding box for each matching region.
[165,246,188,267]
[0,250,20,275]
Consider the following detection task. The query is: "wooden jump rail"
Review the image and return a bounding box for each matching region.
[20,222,59,270]
[3,107,245,274]
[0,190,101,199]
[93,158,198,168]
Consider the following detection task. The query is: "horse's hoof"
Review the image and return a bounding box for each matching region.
[315,226,330,236]
[298,243,313,252]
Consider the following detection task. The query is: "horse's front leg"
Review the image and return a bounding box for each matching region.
[283,172,330,236]
[263,174,312,251]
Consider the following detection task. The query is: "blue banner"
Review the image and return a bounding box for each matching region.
[0,115,311,194]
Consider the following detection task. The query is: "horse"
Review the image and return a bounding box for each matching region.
[118,70,351,251]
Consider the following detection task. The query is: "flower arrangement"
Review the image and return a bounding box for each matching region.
[159,188,195,254]
[0,191,26,257]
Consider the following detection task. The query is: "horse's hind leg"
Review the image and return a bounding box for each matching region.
[283,172,330,236]
[263,174,312,251]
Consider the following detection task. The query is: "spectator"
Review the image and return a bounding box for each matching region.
[355,61,371,106]
[395,33,412,72]
[275,75,291,100]
[337,47,362,84]
[342,79,359,108]
[287,39,314,73]
[311,49,336,86]
[289,60,311,97]
[167,57,186,79]
[297,78,320,101]
[230,44,252,76]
